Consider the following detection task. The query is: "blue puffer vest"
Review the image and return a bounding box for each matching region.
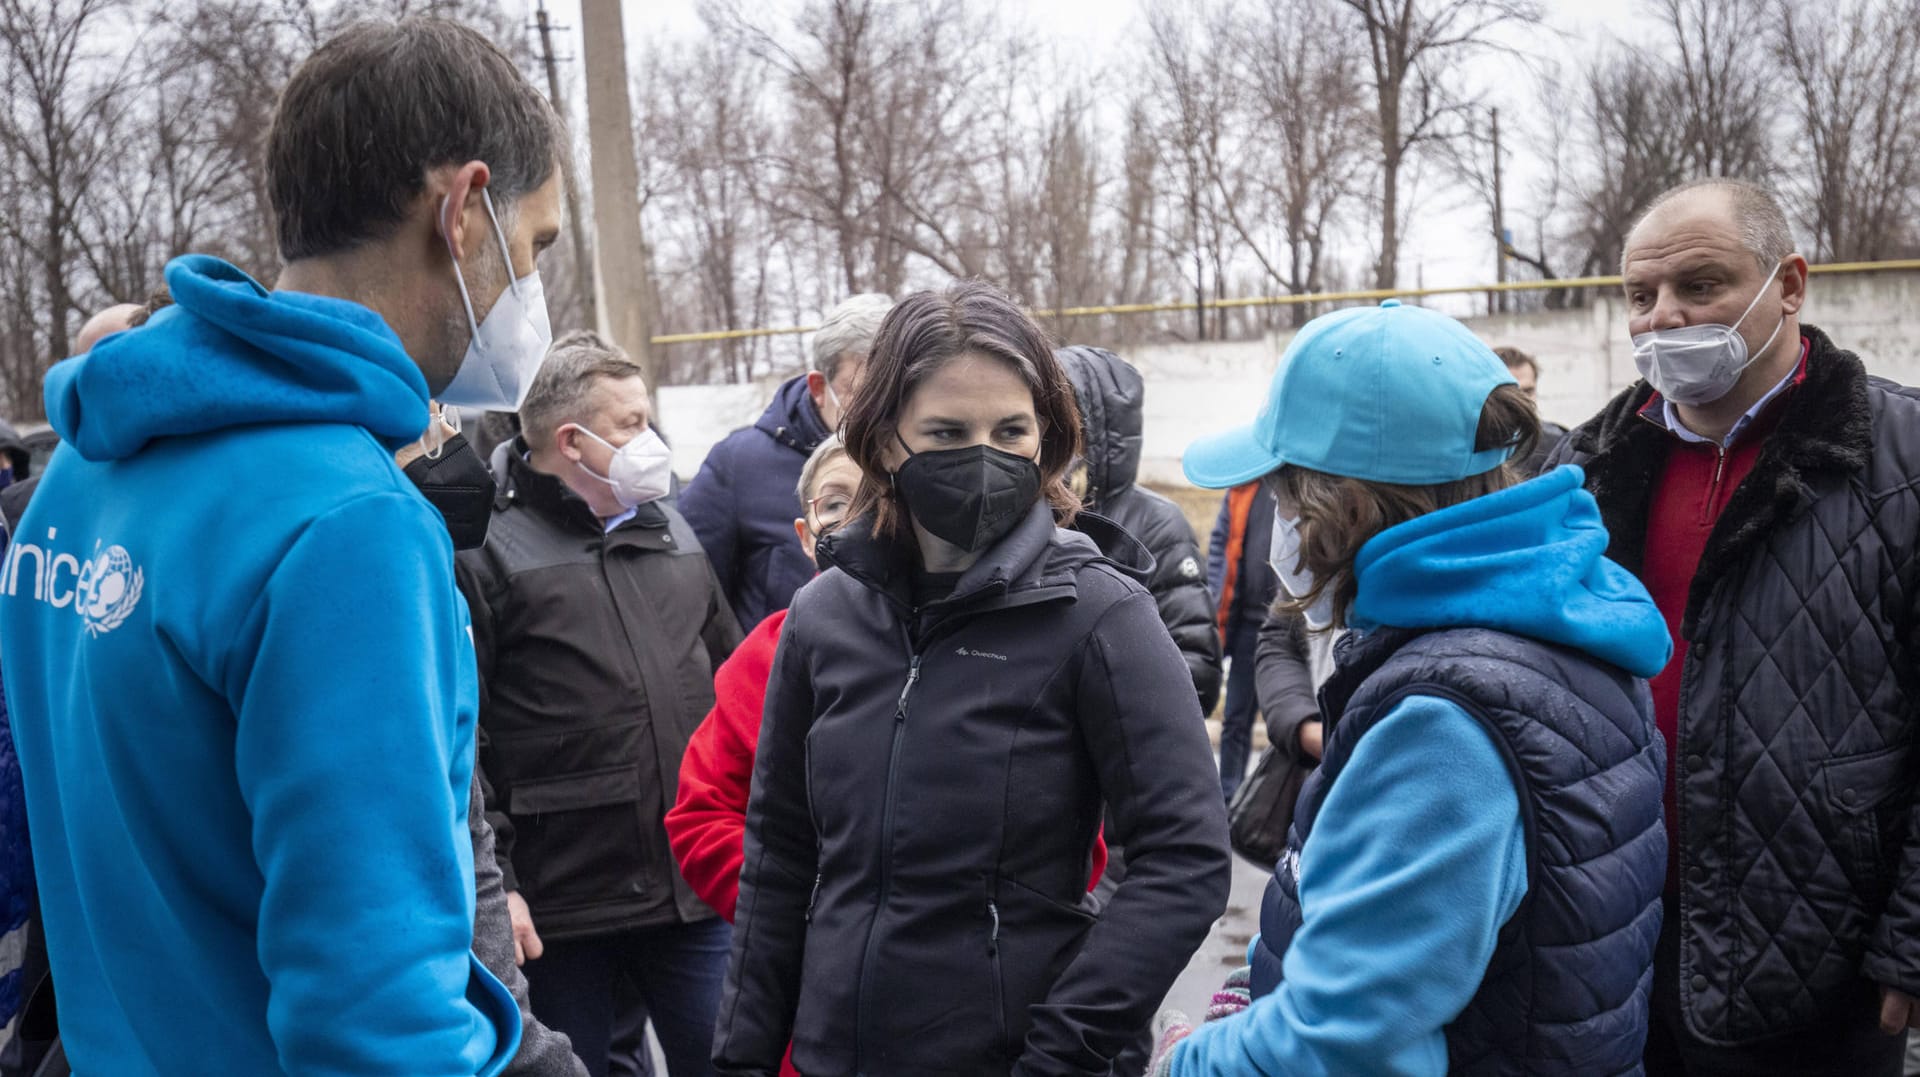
[1253,625,1667,1075]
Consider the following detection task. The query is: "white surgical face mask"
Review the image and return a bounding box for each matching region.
[574,425,673,509]
[1270,511,1333,630]
[1629,261,1785,406]
[438,190,553,411]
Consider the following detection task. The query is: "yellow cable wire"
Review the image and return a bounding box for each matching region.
[646,260,1920,346]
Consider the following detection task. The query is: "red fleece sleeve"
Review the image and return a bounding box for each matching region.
[667,614,784,922]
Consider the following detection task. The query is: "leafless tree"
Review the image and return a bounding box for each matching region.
[1225,0,1369,324]
[1332,0,1541,289]
[1656,0,1775,181]
[0,0,130,375]
[1142,2,1236,340]
[1569,48,1692,276]
[1773,0,1920,260]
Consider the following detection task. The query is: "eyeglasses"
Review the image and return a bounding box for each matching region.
[807,492,854,531]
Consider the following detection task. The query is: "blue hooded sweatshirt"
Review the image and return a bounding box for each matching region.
[0,256,519,1076]
[1172,465,1669,1077]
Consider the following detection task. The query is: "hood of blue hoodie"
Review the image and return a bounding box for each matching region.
[1349,465,1672,678]
[46,255,430,462]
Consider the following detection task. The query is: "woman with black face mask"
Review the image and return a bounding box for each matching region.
[397,404,498,552]
[713,282,1231,1077]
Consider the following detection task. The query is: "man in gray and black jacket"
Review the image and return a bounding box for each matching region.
[459,332,743,1077]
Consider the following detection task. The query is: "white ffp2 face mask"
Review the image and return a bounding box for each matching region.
[574,425,673,509]
[438,190,553,411]
[1629,261,1786,406]
[1270,511,1333,630]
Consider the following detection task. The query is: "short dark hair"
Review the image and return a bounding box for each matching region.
[1492,346,1536,378]
[1627,178,1795,274]
[843,281,1083,538]
[519,330,650,449]
[267,19,564,261]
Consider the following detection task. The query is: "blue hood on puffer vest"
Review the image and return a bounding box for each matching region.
[1349,464,1672,678]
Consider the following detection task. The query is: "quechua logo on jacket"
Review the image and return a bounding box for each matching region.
[1,530,145,636]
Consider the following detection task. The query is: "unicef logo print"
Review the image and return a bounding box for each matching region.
[77,544,144,636]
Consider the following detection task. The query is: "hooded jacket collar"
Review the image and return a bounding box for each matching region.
[817,501,1153,617]
[753,374,832,455]
[46,255,430,460]
[1057,346,1145,508]
[1566,325,1872,638]
[1345,464,1672,678]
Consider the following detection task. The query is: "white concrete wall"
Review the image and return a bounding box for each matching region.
[1126,271,1920,486]
[658,271,1920,487]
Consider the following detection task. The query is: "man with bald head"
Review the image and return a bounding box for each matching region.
[73,303,144,354]
[1552,178,1920,1075]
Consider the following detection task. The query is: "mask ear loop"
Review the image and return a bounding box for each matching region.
[442,196,483,343]
[890,430,918,489]
[423,403,447,461]
[479,189,524,299]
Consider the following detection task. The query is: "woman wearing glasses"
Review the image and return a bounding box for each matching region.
[710,283,1231,1077]
[667,436,862,927]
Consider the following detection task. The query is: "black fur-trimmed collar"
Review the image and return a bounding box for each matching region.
[1567,325,1874,639]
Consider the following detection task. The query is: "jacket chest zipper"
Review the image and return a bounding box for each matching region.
[856,650,921,1073]
[1700,445,1729,526]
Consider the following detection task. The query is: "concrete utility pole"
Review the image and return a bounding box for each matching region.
[534,0,598,334]
[1491,107,1508,316]
[579,0,657,387]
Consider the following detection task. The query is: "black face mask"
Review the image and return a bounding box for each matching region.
[403,432,495,551]
[893,440,1043,553]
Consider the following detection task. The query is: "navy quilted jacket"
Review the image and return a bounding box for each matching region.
[1550,326,1920,1044]
[1258,626,1667,1074]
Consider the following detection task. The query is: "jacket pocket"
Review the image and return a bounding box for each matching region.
[1817,747,1906,891]
[509,765,646,910]
[987,898,1010,1060]
[992,875,1097,1050]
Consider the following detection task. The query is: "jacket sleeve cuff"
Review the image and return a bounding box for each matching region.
[1271,707,1318,765]
[1864,931,1920,997]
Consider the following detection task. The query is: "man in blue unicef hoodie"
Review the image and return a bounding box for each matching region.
[0,20,570,1076]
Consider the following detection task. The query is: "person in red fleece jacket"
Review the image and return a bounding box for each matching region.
[668,436,1107,925]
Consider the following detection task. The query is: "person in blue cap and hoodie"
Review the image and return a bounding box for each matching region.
[0,19,570,1077]
[1157,299,1673,1076]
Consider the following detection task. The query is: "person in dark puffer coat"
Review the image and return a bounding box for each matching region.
[714,283,1230,1077]
[680,295,892,631]
[1057,346,1221,713]
[1164,299,1670,1077]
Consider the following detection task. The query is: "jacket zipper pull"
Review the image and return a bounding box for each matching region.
[987,900,1001,955]
[805,872,823,922]
[896,655,922,722]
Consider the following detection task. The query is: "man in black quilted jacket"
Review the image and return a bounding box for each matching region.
[1550,177,1920,1075]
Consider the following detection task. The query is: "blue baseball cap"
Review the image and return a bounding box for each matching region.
[1183,300,1518,489]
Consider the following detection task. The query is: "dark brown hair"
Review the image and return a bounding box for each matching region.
[842,281,1083,538]
[1268,383,1540,629]
[1492,345,1536,378]
[267,19,564,261]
